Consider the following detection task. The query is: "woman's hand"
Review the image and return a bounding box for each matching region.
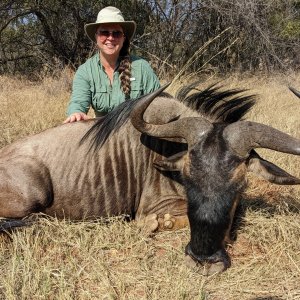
[63,112,90,124]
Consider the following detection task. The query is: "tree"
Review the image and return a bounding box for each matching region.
[1,0,300,78]
[0,0,151,77]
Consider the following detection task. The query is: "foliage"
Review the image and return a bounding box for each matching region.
[0,0,150,77]
[1,0,300,78]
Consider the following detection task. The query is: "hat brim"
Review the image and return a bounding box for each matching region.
[84,21,136,43]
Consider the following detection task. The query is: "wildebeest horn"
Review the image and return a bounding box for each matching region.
[131,83,213,145]
[289,86,300,98]
[223,121,300,157]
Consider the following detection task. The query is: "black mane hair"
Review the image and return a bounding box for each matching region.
[80,83,256,151]
[175,82,255,123]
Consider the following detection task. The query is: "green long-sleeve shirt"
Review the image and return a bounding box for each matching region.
[67,53,160,117]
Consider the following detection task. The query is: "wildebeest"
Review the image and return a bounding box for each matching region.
[1,83,300,275]
[289,86,300,99]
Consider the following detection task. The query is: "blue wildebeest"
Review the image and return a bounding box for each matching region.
[0,83,300,275]
[289,86,300,99]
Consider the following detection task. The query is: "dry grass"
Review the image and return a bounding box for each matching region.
[0,72,300,299]
[0,74,69,147]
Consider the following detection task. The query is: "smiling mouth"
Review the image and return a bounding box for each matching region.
[105,43,116,48]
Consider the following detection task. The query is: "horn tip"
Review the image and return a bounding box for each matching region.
[289,86,300,99]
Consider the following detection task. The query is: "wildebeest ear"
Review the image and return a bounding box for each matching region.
[153,151,188,172]
[247,150,300,185]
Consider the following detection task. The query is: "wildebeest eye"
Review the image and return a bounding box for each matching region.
[168,115,181,122]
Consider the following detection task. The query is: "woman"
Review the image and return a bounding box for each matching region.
[64,6,160,123]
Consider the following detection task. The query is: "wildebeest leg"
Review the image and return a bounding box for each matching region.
[136,196,188,233]
[223,196,240,246]
[158,214,189,230]
[136,214,160,234]
[0,156,53,218]
[137,213,189,234]
[0,219,29,233]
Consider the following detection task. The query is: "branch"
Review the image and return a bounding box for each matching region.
[0,10,35,34]
[0,54,35,63]
[32,9,68,59]
[132,44,174,68]
[154,0,172,26]
[169,27,233,89]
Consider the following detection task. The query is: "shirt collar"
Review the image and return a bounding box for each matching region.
[97,52,121,72]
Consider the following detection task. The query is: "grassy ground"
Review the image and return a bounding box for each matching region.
[0,72,299,299]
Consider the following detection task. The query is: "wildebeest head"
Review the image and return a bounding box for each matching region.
[130,83,300,273]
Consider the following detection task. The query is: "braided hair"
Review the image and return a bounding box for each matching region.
[118,38,131,99]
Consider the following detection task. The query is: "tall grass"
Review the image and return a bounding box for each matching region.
[0,71,299,299]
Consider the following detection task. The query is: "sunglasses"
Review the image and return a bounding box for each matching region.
[97,30,124,39]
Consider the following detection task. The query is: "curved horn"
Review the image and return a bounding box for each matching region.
[289,86,300,98]
[223,121,300,157]
[130,82,171,131]
[131,84,213,145]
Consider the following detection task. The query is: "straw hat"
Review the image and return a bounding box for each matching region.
[84,6,136,43]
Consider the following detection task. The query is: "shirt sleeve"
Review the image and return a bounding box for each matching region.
[66,65,92,116]
[141,60,161,94]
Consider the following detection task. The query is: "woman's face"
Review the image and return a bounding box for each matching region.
[95,24,125,59]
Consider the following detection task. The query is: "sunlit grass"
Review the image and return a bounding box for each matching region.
[0,72,299,299]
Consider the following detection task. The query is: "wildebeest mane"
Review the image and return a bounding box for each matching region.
[81,83,256,151]
[176,82,256,123]
[81,97,140,151]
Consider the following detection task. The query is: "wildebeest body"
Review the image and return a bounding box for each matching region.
[1,84,300,274]
[0,99,189,220]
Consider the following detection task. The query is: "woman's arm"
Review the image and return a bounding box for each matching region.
[64,65,92,123]
[141,60,161,94]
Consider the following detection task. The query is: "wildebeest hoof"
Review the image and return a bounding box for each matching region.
[157,214,189,230]
[136,213,159,235]
[184,255,227,276]
[163,213,175,229]
[137,213,187,233]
